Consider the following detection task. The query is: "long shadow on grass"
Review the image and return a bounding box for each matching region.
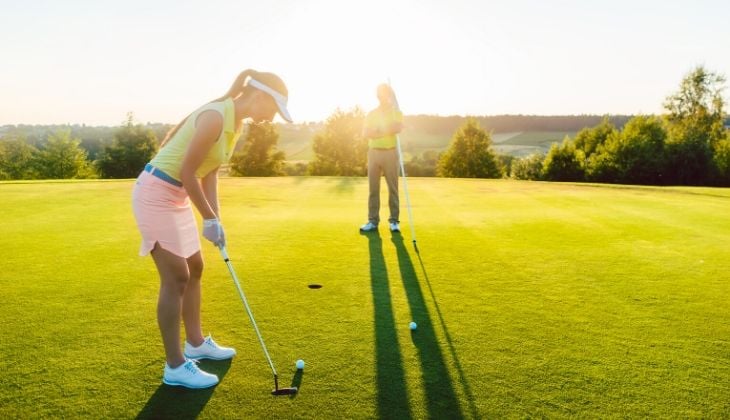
[392,233,467,420]
[364,231,412,419]
[136,359,231,420]
[402,238,480,419]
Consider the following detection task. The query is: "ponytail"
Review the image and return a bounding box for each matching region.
[211,69,258,102]
[160,69,258,147]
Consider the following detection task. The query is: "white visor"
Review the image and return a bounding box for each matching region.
[247,78,293,123]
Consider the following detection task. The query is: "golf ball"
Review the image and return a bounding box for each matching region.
[409,321,417,330]
[296,359,305,370]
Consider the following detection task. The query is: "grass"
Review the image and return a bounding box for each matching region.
[1,177,729,418]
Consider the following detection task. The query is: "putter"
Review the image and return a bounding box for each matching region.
[219,245,298,396]
[388,79,419,252]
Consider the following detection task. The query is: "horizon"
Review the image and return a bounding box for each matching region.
[1,0,729,126]
[0,113,646,129]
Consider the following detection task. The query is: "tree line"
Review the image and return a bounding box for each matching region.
[2,66,727,185]
[0,114,160,180]
[511,66,730,186]
[0,113,293,180]
[301,66,728,186]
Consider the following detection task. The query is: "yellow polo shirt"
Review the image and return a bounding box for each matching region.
[365,106,403,149]
[150,98,242,180]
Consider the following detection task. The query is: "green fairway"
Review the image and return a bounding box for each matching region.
[1,177,729,418]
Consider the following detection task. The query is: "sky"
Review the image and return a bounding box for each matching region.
[1,0,729,125]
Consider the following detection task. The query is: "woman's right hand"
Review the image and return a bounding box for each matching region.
[203,218,226,247]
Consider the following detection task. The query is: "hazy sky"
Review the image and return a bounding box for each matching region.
[1,0,729,125]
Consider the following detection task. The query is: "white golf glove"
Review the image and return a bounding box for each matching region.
[202,218,226,247]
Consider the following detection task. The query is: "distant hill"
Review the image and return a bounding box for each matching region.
[277,123,320,162]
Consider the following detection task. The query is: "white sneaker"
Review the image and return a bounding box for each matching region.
[360,222,378,232]
[389,222,400,232]
[184,335,236,361]
[163,359,219,389]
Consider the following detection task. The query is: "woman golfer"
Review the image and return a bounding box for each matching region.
[132,70,292,389]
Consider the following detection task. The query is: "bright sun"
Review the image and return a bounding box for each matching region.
[269,0,424,121]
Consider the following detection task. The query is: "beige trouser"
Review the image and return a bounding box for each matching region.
[368,148,399,224]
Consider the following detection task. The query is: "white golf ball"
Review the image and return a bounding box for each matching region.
[409,321,417,330]
[296,359,305,370]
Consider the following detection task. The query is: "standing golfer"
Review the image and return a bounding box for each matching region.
[360,83,404,233]
[132,69,292,389]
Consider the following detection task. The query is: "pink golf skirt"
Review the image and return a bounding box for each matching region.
[132,170,200,258]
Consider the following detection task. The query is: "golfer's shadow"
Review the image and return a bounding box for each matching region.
[362,230,412,419]
[391,233,466,420]
[136,359,231,420]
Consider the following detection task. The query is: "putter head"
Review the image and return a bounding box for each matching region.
[271,387,298,396]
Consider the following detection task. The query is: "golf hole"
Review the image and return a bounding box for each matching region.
[308,284,323,289]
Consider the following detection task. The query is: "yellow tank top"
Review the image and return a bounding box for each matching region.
[150,98,242,180]
[365,106,403,149]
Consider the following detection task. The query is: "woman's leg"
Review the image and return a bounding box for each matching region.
[182,251,205,347]
[180,250,237,361]
[151,243,190,368]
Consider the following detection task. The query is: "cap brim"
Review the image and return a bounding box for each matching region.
[274,98,293,123]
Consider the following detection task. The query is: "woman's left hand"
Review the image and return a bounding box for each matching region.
[203,218,226,247]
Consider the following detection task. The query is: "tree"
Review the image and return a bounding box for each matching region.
[542,138,585,182]
[437,118,501,178]
[585,134,621,183]
[663,66,726,185]
[712,136,730,186]
[664,66,726,135]
[574,116,618,158]
[229,122,285,176]
[34,130,96,179]
[0,137,38,179]
[308,108,367,176]
[615,116,667,184]
[96,115,158,179]
[511,153,544,180]
[497,154,515,178]
[0,143,7,180]
[283,161,308,176]
[405,150,439,177]
[587,116,667,185]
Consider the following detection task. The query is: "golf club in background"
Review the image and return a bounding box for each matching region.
[388,79,419,253]
[218,245,298,396]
